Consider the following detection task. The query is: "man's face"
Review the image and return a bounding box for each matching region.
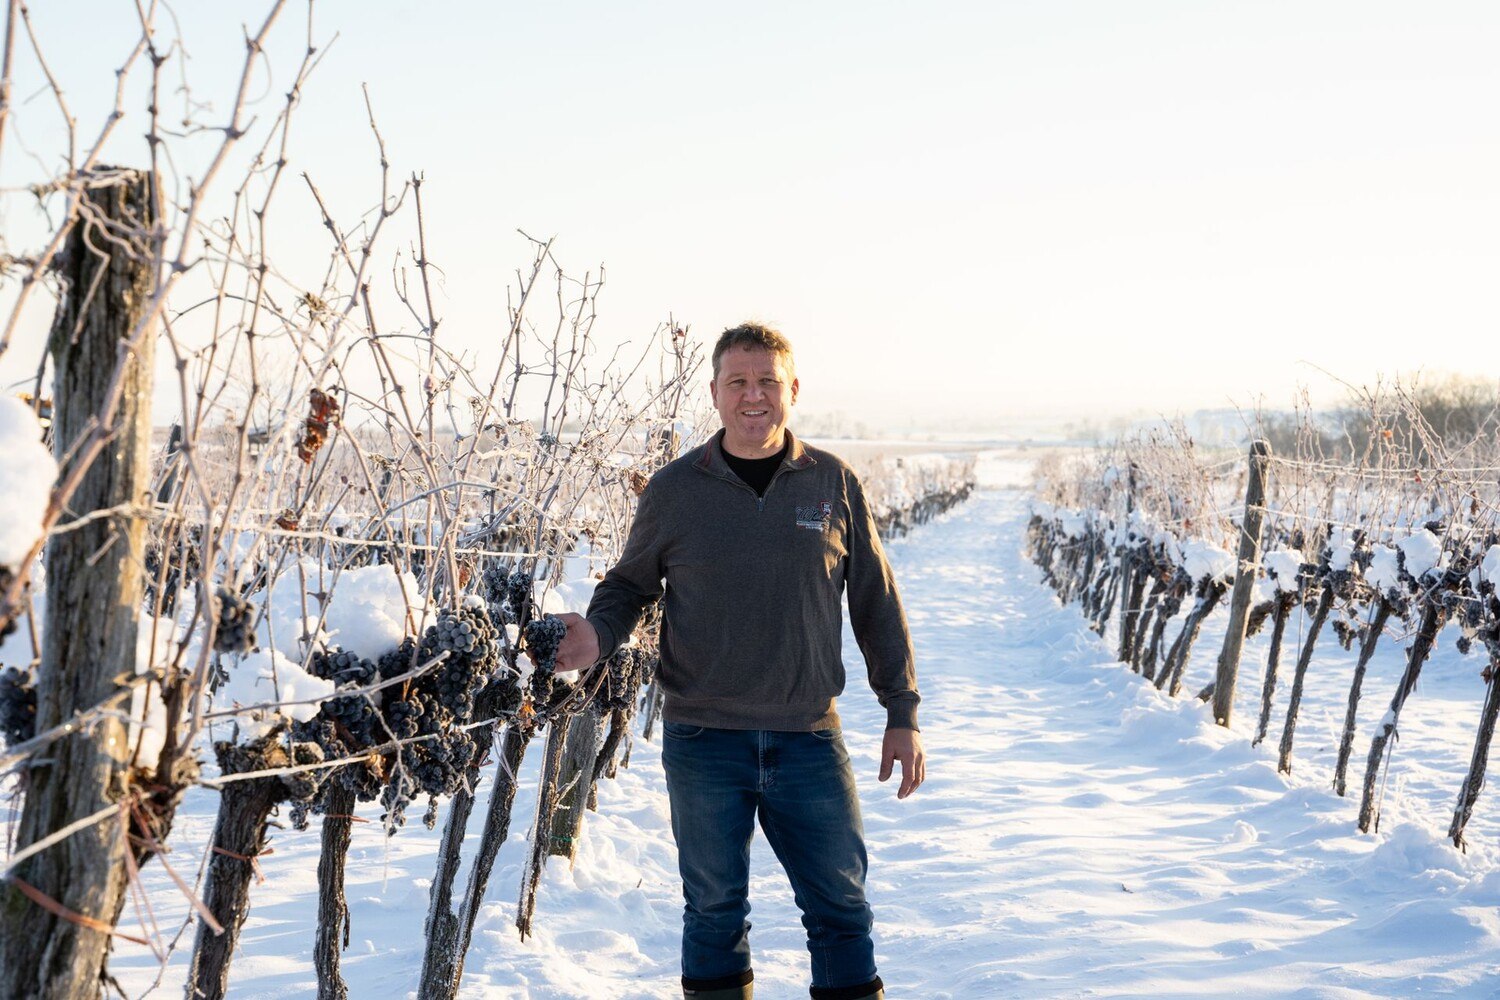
[710,346,799,459]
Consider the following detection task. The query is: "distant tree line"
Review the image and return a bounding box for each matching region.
[1258,375,1500,466]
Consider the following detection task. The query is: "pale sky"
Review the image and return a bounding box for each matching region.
[5,1,1499,432]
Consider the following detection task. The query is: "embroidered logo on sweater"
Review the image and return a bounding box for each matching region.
[795,500,833,531]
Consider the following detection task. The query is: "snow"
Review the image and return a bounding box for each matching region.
[215,648,337,739]
[1263,550,1304,593]
[0,397,57,569]
[317,565,421,661]
[1481,544,1500,585]
[1153,529,1182,565]
[1397,528,1443,580]
[252,562,420,662]
[1368,544,1402,596]
[39,467,1500,997]
[127,616,181,766]
[1179,538,1236,583]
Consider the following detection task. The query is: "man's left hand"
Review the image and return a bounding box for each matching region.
[879,728,926,800]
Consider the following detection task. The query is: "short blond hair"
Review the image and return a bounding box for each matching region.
[711,322,795,379]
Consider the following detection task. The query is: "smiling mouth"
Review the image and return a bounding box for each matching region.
[741,410,768,417]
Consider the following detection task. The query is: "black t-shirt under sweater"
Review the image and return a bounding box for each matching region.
[723,440,790,496]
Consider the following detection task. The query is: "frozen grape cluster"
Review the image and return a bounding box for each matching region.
[213,586,258,654]
[383,696,424,739]
[524,614,568,706]
[310,646,376,685]
[327,692,380,746]
[294,601,506,835]
[378,729,479,832]
[143,527,202,616]
[421,604,501,719]
[1331,617,1361,652]
[604,647,647,712]
[377,637,420,681]
[0,570,15,640]
[0,665,37,746]
[504,569,535,625]
[480,562,510,611]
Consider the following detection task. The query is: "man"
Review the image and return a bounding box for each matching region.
[550,323,925,1000]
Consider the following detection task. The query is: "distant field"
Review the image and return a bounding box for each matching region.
[805,437,1089,492]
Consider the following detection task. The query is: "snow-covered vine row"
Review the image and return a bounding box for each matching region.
[864,453,976,538]
[1025,423,1500,850]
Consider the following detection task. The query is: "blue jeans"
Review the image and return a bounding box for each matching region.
[661,723,879,993]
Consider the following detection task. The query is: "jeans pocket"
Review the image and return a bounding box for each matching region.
[663,722,706,740]
[810,728,843,742]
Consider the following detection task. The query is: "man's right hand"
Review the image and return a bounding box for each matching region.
[547,612,601,673]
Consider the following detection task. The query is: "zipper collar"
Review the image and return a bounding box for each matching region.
[693,427,816,486]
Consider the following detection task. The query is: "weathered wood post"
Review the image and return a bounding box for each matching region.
[0,170,159,1000]
[518,714,572,939]
[442,722,532,998]
[1117,465,1138,661]
[417,678,518,1000]
[1211,440,1269,727]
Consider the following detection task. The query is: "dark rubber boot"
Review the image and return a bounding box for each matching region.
[811,976,884,1000]
[682,987,752,1000]
[683,970,753,999]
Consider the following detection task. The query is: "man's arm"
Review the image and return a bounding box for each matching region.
[842,467,928,798]
[843,469,922,733]
[554,479,667,673]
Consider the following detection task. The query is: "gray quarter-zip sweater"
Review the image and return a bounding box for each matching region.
[585,428,920,732]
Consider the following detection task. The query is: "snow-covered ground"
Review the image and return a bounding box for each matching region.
[89,451,1500,996]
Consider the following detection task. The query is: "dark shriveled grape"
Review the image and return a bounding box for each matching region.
[213,586,259,654]
[504,569,534,626]
[377,637,420,681]
[605,647,646,712]
[0,665,37,746]
[524,614,568,707]
[419,604,500,719]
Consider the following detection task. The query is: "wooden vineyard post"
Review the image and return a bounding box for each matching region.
[1117,466,1138,661]
[1212,440,1270,727]
[517,715,572,939]
[0,170,160,1000]
[441,722,533,998]
[418,692,514,999]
